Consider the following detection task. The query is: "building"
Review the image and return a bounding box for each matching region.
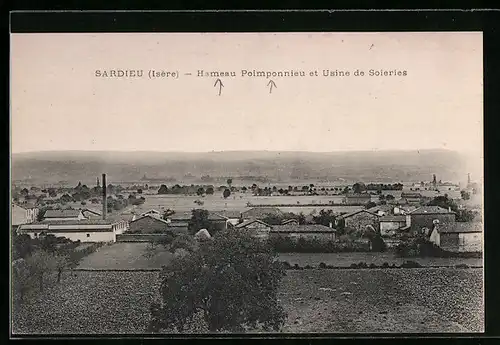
[234,219,272,239]
[342,193,372,205]
[214,210,244,228]
[282,219,300,226]
[241,207,283,220]
[42,209,86,221]
[12,204,39,226]
[270,224,336,242]
[379,215,407,237]
[81,208,102,220]
[17,219,128,243]
[429,222,482,252]
[337,209,380,234]
[128,214,170,234]
[406,206,456,233]
[140,209,162,218]
[400,192,422,204]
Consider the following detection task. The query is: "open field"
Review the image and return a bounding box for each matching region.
[277,253,483,268]
[77,243,482,270]
[78,242,173,270]
[119,194,371,215]
[12,268,483,334]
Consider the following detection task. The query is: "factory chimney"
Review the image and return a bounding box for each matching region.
[102,173,107,220]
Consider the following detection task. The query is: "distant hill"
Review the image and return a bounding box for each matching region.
[11,149,471,186]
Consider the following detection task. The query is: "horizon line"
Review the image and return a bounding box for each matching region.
[11,148,463,155]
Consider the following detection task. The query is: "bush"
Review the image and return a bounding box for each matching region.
[350,263,358,269]
[304,265,312,269]
[149,229,287,333]
[369,263,377,269]
[281,261,291,269]
[455,263,469,269]
[318,262,327,269]
[400,260,422,268]
[381,262,390,268]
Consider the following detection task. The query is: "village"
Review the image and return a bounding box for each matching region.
[12,172,482,254]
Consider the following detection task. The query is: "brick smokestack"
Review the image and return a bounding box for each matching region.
[102,173,107,220]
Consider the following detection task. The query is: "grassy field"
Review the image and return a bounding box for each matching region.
[77,243,173,270]
[76,243,482,270]
[118,194,368,216]
[12,268,483,334]
[277,253,483,268]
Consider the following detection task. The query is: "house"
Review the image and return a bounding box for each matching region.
[12,204,39,226]
[379,215,407,237]
[17,219,128,243]
[337,209,380,234]
[342,193,372,205]
[400,192,422,204]
[282,219,300,226]
[140,209,162,218]
[242,207,283,220]
[406,206,456,233]
[128,214,170,234]
[367,204,395,216]
[429,222,482,252]
[214,210,244,228]
[271,224,336,242]
[234,219,272,239]
[42,209,86,221]
[81,208,102,220]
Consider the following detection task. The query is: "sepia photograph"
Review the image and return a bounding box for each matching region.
[10,31,483,335]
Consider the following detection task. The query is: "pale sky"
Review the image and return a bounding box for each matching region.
[10,32,483,156]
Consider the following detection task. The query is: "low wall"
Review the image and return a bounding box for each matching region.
[116,234,171,242]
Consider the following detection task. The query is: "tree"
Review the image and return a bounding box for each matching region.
[226,178,233,189]
[460,190,471,201]
[137,188,143,194]
[352,182,366,194]
[188,209,212,235]
[25,250,59,292]
[385,194,395,201]
[365,201,377,209]
[149,230,287,333]
[197,187,205,196]
[158,184,169,194]
[427,194,458,213]
[206,187,214,195]
[223,188,231,199]
[13,234,34,260]
[312,209,336,227]
[162,209,175,220]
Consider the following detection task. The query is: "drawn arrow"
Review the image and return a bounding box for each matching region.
[267,80,277,94]
[214,78,224,96]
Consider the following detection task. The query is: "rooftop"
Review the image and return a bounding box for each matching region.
[235,219,271,228]
[43,209,82,218]
[437,222,482,234]
[131,214,169,224]
[410,206,455,215]
[242,207,283,218]
[379,215,406,222]
[338,209,379,219]
[271,224,336,233]
[345,193,371,198]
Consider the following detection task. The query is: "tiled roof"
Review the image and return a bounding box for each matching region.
[271,224,336,233]
[242,207,283,218]
[437,222,482,234]
[213,210,243,219]
[43,209,82,218]
[410,206,455,215]
[39,219,119,225]
[338,209,379,219]
[345,193,371,198]
[235,219,271,228]
[379,215,406,222]
[131,214,169,224]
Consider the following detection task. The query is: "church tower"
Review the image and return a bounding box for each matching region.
[97,177,100,187]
